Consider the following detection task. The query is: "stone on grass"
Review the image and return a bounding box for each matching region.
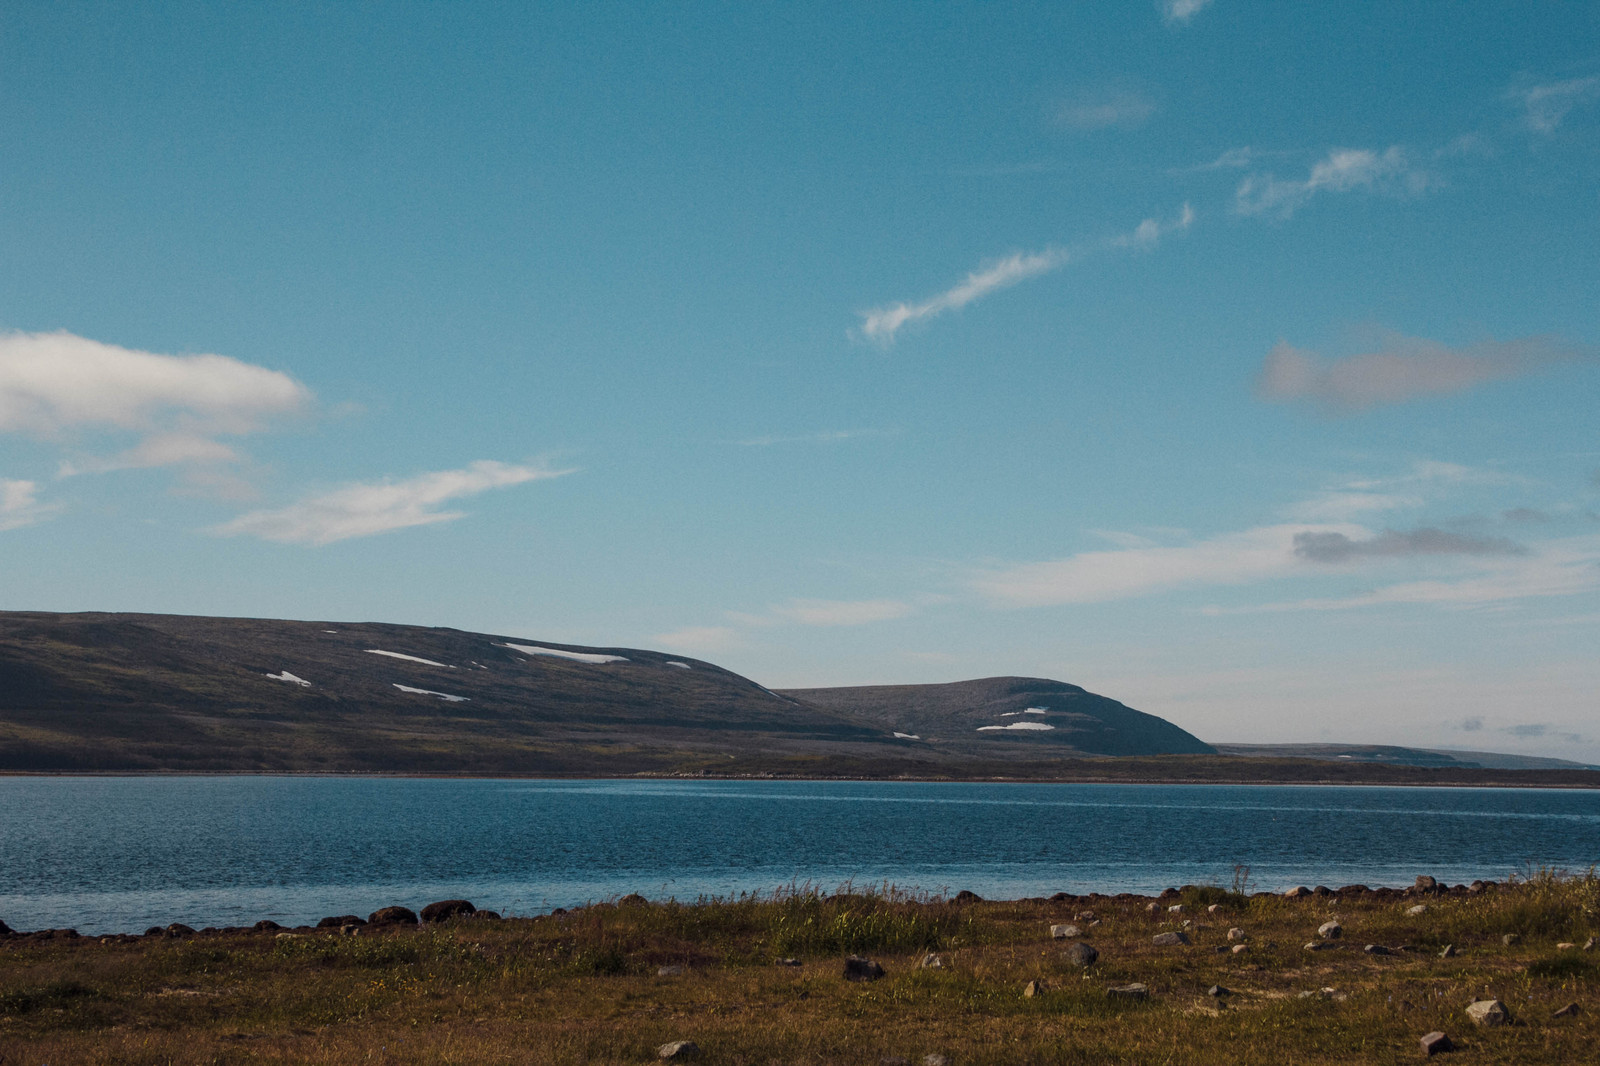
[368,906,418,926]
[1420,1031,1454,1056]
[1466,999,1509,1026]
[1231,944,1248,954]
[1063,941,1099,967]
[165,924,195,937]
[953,890,981,903]
[1050,924,1081,939]
[1145,902,1162,914]
[1304,941,1328,952]
[1075,910,1096,921]
[1552,1001,1581,1018]
[1227,927,1246,941]
[1168,904,1184,914]
[1406,904,1428,917]
[1557,942,1576,950]
[1152,931,1190,947]
[657,965,684,977]
[1501,933,1520,946]
[657,1040,699,1060]
[420,899,476,923]
[619,893,649,907]
[1364,944,1391,955]
[1586,938,1597,951]
[843,955,885,982]
[923,1055,950,1066]
[1284,886,1312,898]
[1023,980,1044,997]
[917,953,942,969]
[1207,985,1230,997]
[1439,944,1456,958]
[1106,983,1149,1000]
[777,957,802,967]
[1318,920,1342,940]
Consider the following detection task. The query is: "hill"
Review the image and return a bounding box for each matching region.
[0,611,1211,773]
[778,676,1216,757]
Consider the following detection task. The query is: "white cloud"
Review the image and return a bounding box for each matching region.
[1508,76,1600,133]
[0,479,59,531]
[1235,146,1426,218]
[859,249,1068,344]
[973,523,1341,607]
[1161,0,1214,25]
[768,598,915,627]
[211,460,568,545]
[1257,332,1589,412]
[652,625,740,653]
[858,204,1192,344]
[1057,89,1156,131]
[0,332,311,477]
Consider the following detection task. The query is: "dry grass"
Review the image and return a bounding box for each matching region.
[2,875,1597,1064]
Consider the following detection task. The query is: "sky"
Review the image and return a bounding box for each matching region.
[2,1,1598,759]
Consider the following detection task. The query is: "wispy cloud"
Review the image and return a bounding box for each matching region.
[211,460,568,545]
[1057,89,1156,131]
[0,331,311,486]
[652,625,741,654]
[1293,527,1525,563]
[0,479,58,531]
[767,598,915,627]
[1235,146,1427,218]
[1257,332,1591,412]
[1508,76,1600,133]
[858,204,1193,344]
[1161,0,1215,25]
[736,428,893,447]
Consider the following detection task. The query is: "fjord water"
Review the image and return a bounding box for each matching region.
[2,777,1597,934]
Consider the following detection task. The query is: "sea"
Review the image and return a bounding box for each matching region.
[2,777,1597,935]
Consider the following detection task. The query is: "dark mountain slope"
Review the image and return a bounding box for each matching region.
[779,676,1215,757]
[0,612,888,772]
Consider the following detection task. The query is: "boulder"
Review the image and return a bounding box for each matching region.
[1501,933,1520,946]
[1106,983,1149,1000]
[1063,941,1099,967]
[420,899,476,923]
[1050,924,1081,939]
[1364,944,1391,955]
[1227,927,1246,942]
[1303,941,1328,952]
[917,953,942,969]
[165,923,195,938]
[1586,938,1597,951]
[1318,921,1342,940]
[923,1056,950,1066]
[144,926,165,937]
[1168,904,1184,914]
[1152,931,1190,947]
[475,910,501,920]
[953,890,982,903]
[253,920,283,932]
[1145,902,1162,914]
[618,893,648,907]
[1284,886,1312,899]
[1406,904,1428,917]
[1557,942,1577,950]
[1466,999,1509,1026]
[1075,910,1096,921]
[1415,875,1438,892]
[1231,944,1248,954]
[368,906,418,926]
[1023,980,1044,997]
[1207,984,1230,997]
[1420,1031,1454,1056]
[317,915,365,929]
[657,1040,699,1060]
[1553,1002,1581,1018]
[843,955,885,982]
[1207,903,1222,914]
[0,919,11,937]
[657,965,684,977]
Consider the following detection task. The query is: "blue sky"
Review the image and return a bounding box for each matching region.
[3,1,1598,758]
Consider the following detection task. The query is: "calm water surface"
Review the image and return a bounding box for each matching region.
[2,777,1597,934]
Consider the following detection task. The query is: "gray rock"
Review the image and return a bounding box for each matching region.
[1552,1001,1580,1018]
[1586,938,1597,951]
[1145,902,1162,914]
[1050,924,1081,939]
[843,955,885,982]
[1063,941,1099,967]
[917,953,943,969]
[1303,941,1328,952]
[1227,927,1246,941]
[1415,875,1438,892]
[1167,904,1184,914]
[1420,1031,1454,1056]
[922,1056,950,1066]
[777,957,802,967]
[1466,999,1509,1026]
[1207,985,1230,997]
[1501,933,1520,946]
[1284,886,1312,898]
[657,965,684,977]
[1231,944,1248,954]
[1106,983,1149,1000]
[1023,980,1044,997]
[1152,931,1190,947]
[1075,910,1096,921]
[657,1040,699,1060]
[879,1059,910,1066]
[1557,942,1577,950]
[420,899,476,923]
[1318,921,1342,940]
[1363,944,1390,955]
[1406,904,1428,917]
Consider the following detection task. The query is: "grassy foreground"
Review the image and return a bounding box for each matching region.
[2,873,1598,1064]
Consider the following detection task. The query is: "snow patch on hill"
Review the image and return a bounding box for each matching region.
[498,642,628,664]
[393,683,469,703]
